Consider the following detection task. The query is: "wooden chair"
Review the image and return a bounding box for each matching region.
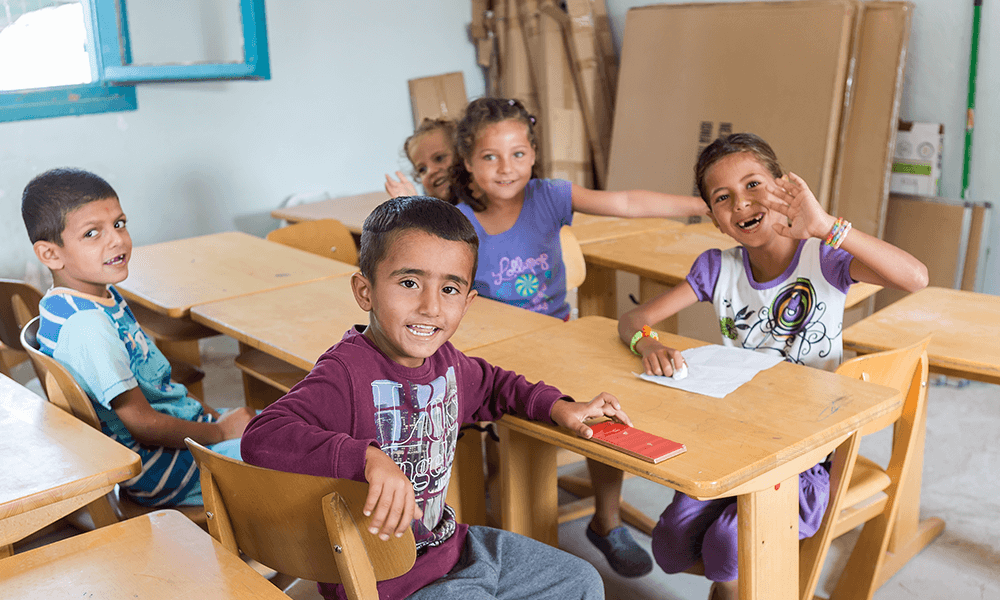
[185,439,416,600]
[267,218,359,266]
[19,317,207,529]
[799,336,932,600]
[560,225,586,290]
[0,279,42,378]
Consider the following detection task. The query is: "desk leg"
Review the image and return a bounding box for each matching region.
[738,475,798,600]
[578,264,616,318]
[498,423,559,547]
[639,278,679,333]
[446,427,488,527]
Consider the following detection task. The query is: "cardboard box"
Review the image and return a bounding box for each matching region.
[407,72,467,127]
[606,1,857,209]
[829,2,912,239]
[890,121,944,196]
[878,193,990,308]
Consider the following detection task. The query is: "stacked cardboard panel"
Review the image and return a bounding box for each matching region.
[408,72,468,127]
[475,0,618,187]
[829,2,913,238]
[606,0,858,209]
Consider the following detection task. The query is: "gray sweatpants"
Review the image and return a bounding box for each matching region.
[407,526,604,599]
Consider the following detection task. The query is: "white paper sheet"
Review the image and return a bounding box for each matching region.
[635,345,784,398]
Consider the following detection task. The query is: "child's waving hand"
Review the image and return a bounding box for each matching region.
[762,172,836,240]
[385,171,419,198]
[551,393,633,439]
[363,446,423,541]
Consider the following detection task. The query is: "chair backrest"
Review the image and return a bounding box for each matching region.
[560,225,586,289]
[835,336,932,436]
[20,317,103,430]
[799,336,931,600]
[267,219,359,266]
[0,279,43,376]
[0,279,42,350]
[185,439,416,599]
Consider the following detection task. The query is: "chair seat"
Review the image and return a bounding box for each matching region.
[842,455,891,508]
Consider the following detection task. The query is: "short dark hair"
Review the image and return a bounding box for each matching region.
[359,196,479,283]
[22,168,118,245]
[694,133,783,207]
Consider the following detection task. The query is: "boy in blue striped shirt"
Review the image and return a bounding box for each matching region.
[22,168,254,507]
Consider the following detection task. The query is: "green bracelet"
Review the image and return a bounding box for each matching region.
[630,325,659,356]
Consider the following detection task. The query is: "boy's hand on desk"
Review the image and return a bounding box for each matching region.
[551,394,633,439]
[638,338,686,377]
[216,407,256,440]
[363,446,422,541]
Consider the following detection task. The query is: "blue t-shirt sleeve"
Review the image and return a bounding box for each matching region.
[685,249,723,301]
[53,310,137,408]
[530,179,573,228]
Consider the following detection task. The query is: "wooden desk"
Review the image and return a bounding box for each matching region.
[570,216,683,244]
[0,375,140,554]
[191,276,563,372]
[270,190,390,234]
[0,510,289,599]
[844,287,1000,385]
[120,231,357,319]
[470,317,901,600]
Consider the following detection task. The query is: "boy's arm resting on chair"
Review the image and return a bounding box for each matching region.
[112,387,251,448]
[240,354,421,540]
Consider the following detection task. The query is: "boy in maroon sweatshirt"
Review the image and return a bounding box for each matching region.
[242,196,631,599]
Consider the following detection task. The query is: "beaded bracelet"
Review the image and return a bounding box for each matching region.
[630,325,659,356]
[824,217,851,249]
[832,220,852,250]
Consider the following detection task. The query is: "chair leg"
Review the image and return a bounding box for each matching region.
[799,433,861,600]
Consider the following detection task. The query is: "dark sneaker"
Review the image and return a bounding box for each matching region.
[585,525,654,577]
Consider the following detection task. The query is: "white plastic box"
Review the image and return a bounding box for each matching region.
[890,121,943,196]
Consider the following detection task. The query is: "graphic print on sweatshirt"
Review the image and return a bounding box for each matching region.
[370,366,459,547]
[492,252,553,314]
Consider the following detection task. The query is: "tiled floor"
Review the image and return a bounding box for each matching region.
[9,335,999,599]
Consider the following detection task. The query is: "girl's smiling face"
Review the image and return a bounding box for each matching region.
[465,119,536,206]
[410,129,455,200]
[704,152,782,246]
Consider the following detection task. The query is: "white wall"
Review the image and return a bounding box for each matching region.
[0,0,484,279]
[3,0,996,295]
[606,0,998,294]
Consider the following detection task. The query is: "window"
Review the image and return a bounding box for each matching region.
[0,0,269,123]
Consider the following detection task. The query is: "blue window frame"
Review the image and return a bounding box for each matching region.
[0,0,269,123]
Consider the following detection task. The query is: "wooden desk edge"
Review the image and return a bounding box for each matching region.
[844,339,1000,385]
[495,388,901,498]
[189,310,317,372]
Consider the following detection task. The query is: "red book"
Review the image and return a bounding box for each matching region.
[588,421,686,464]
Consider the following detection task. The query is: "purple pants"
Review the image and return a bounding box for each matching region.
[651,463,830,582]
